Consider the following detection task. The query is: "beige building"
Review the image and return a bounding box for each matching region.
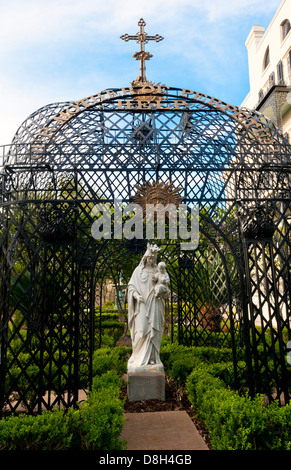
[242,0,291,142]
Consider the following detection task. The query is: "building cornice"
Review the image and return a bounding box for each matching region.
[256,84,291,111]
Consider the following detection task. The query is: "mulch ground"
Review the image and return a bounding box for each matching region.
[120,374,212,450]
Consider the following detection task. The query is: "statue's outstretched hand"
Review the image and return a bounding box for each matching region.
[134,292,144,303]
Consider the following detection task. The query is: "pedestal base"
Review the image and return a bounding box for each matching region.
[127,363,165,402]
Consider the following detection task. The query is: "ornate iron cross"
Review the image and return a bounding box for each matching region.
[121,18,164,83]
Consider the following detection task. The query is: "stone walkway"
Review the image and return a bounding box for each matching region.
[120,410,209,450]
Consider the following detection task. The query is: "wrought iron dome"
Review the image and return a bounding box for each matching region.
[3,82,290,212]
[7,89,288,161]
[5,93,289,172]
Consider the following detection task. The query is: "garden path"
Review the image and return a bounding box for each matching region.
[120,410,209,450]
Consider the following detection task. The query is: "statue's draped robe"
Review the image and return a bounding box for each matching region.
[128,264,164,367]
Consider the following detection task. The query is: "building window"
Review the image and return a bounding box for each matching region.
[287,49,291,84]
[263,47,270,70]
[269,71,275,87]
[277,60,284,84]
[281,19,291,41]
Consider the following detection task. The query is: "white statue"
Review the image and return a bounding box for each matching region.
[153,261,170,300]
[127,244,169,368]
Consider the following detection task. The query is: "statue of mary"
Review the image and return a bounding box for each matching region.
[127,243,168,369]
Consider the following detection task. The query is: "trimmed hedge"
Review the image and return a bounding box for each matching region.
[0,388,126,451]
[0,346,129,450]
[160,342,236,385]
[0,409,74,450]
[186,365,291,450]
[92,345,128,378]
[160,342,291,450]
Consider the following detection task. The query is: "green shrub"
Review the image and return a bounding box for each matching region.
[76,389,126,450]
[98,332,116,347]
[92,346,128,377]
[161,343,291,450]
[186,364,224,410]
[160,342,186,369]
[200,361,246,388]
[0,409,74,450]
[0,386,126,451]
[101,320,125,329]
[185,365,291,450]
[92,369,123,392]
[100,320,125,343]
[168,356,201,384]
[265,400,291,450]
[161,343,235,385]
[0,346,129,450]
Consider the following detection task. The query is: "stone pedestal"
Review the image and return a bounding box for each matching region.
[127,363,165,402]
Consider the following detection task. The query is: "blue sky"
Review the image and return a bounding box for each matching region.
[0,0,283,144]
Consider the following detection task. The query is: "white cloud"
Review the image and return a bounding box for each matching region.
[197,0,279,21]
[0,77,53,144]
[0,0,280,49]
[0,0,283,144]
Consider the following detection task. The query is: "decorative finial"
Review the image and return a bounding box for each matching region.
[121,18,164,83]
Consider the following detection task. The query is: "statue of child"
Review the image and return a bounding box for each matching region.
[153,261,170,300]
